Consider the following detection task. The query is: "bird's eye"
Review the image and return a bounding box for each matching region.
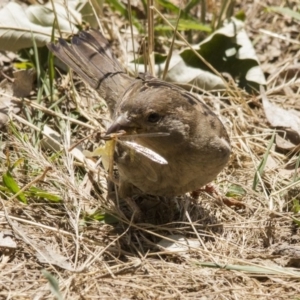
[147,112,161,123]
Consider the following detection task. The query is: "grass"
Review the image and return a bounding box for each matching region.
[0,0,300,299]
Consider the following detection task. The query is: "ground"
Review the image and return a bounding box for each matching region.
[0,0,300,299]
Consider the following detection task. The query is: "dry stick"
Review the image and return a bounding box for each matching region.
[96,259,142,279]
[147,0,155,76]
[70,85,105,128]
[200,0,206,24]
[271,180,300,197]
[162,10,181,80]
[266,61,290,85]
[67,131,100,152]
[264,77,299,96]
[87,0,103,32]
[259,28,300,45]
[81,225,132,273]
[184,210,220,266]
[85,253,141,277]
[216,0,232,29]
[49,0,62,38]
[127,0,137,74]
[62,0,80,35]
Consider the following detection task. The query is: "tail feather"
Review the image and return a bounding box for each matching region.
[47,29,133,115]
[77,30,124,71]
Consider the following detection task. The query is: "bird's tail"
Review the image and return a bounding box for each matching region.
[47,29,132,115]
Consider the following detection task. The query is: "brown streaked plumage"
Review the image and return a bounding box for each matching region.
[48,29,231,197]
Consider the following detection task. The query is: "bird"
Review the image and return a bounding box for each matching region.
[47,29,231,198]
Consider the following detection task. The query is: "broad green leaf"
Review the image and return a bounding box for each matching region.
[2,171,27,203]
[179,18,266,93]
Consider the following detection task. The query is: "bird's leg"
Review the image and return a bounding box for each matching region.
[123,197,143,221]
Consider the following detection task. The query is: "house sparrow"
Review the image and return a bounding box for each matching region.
[48,29,231,197]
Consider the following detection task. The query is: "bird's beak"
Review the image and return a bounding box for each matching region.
[105,114,132,136]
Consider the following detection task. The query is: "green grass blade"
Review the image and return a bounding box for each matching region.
[42,270,64,300]
[2,171,27,203]
[252,131,275,191]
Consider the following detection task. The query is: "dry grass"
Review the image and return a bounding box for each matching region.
[1,1,300,299]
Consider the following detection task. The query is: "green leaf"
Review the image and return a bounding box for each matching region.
[235,10,246,21]
[9,121,23,140]
[184,0,201,14]
[12,158,24,171]
[292,217,300,227]
[104,214,119,224]
[84,211,118,224]
[226,184,246,198]
[198,261,300,276]
[42,270,63,300]
[27,187,61,202]
[109,0,127,16]
[13,62,34,70]
[2,171,27,203]
[156,0,180,13]
[155,19,211,32]
[252,132,275,191]
[268,6,300,21]
[292,199,300,214]
[108,0,143,32]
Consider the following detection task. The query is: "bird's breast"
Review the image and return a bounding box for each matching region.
[115,140,225,197]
